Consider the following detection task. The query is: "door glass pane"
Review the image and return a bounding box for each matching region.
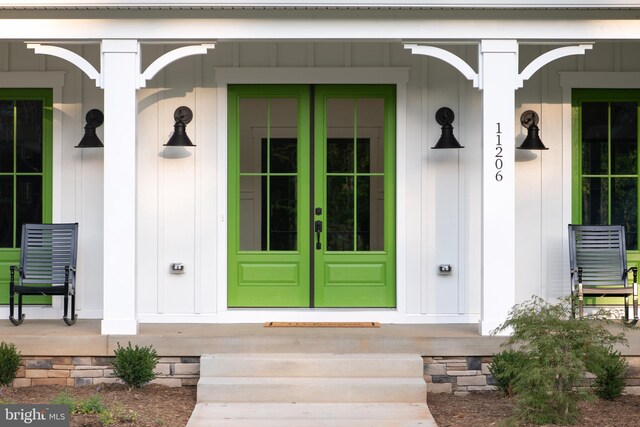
[326,98,354,173]
[16,175,42,246]
[611,102,638,175]
[270,176,297,251]
[327,176,354,251]
[582,177,608,226]
[240,98,267,174]
[16,100,43,173]
[270,139,297,174]
[356,98,384,174]
[327,139,353,173]
[582,102,608,175]
[0,176,13,247]
[0,101,13,173]
[612,177,638,250]
[357,176,384,251]
[239,175,266,251]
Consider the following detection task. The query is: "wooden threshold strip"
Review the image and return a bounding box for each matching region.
[264,322,380,328]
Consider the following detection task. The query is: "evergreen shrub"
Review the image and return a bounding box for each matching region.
[112,342,160,389]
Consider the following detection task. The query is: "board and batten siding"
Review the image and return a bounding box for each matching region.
[0,39,634,322]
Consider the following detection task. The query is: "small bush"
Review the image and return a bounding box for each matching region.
[112,342,160,389]
[493,296,628,425]
[489,350,530,397]
[0,342,21,386]
[51,393,121,426]
[587,349,628,400]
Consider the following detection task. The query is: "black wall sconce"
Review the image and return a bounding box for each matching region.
[432,107,463,149]
[165,106,195,147]
[518,110,548,150]
[75,109,104,148]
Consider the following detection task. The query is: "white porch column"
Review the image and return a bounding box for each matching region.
[478,40,518,336]
[101,40,139,335]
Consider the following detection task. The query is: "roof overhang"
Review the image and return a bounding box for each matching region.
[5,0,640,10]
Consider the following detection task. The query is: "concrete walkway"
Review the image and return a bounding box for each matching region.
[187,403,437,426]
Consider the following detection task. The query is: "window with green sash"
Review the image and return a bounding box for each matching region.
[0,88,53,304]
[573,90,640,251]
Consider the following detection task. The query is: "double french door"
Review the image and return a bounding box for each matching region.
[228,85,395,307]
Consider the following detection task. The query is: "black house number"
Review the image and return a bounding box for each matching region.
[495,123,503,181]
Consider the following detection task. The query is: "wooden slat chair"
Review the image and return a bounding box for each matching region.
[9,223,79,326]
[568,224,638,324]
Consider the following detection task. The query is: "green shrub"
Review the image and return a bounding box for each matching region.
[50,391,76,408]
[493,296,627,425]
[51,393,120,426]
[112,342,160,389]
[489,350,530,397]
[586,348,628,400]
[0,342,21,386]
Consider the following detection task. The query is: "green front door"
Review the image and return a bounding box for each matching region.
[228,85,395,308]
[0,89,53,304]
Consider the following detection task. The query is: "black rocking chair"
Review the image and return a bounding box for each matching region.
[568,224,638,324]
[9,223,79,326]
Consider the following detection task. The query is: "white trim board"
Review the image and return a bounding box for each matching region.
[213,67,409,85]
[214,68,409,319]
[137,311,480,324]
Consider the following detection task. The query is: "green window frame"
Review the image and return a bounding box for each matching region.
[572,89,640,247]
[0,88,53,304]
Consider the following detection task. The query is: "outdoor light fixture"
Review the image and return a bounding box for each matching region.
[75,109,104,148]
[165,106,195,147]
[518,110,548,150]
[432,107,463,149]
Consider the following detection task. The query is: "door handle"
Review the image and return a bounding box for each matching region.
[314,220,323,250]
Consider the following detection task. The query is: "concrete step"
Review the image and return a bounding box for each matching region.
[197,376,427,403]
[186,403,437,427]
[199,353,423,378]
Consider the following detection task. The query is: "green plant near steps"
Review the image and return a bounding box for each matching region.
[492,296,628,425]
[112,342,160,389]
[0,341,21,386]
[489,350,531,398]
[586,348,628,400]
[50,392,138,426]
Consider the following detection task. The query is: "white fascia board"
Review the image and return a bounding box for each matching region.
[2,18,640,41]
[5,0,640,8]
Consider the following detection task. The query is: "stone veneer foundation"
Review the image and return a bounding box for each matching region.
[11,355,640,395]
[12,356,200,388]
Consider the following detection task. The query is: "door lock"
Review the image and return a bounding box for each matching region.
[314,220,323,250]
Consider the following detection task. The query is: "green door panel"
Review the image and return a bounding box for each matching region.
[228,84,395,308]
[313,85,396,307]
[0,89,53,305]
[227,85,310,307]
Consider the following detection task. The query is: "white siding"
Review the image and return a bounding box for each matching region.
[2,37,638,321]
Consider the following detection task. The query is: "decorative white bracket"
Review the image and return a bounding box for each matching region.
[26,42,216,90]
[404,43,479,88]
[517,44,593,88]
[405,42,593,91]
[27,43,102,87]
[138,43,216,88]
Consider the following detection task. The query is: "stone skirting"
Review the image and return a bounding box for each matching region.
[11,354,640,394]
[11,356,200,388]
[422,356,495,396]
[422,355,640,396]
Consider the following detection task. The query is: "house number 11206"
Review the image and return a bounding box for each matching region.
[495,122,503,181]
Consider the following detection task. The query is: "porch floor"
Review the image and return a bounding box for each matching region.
[3,320,640,357]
